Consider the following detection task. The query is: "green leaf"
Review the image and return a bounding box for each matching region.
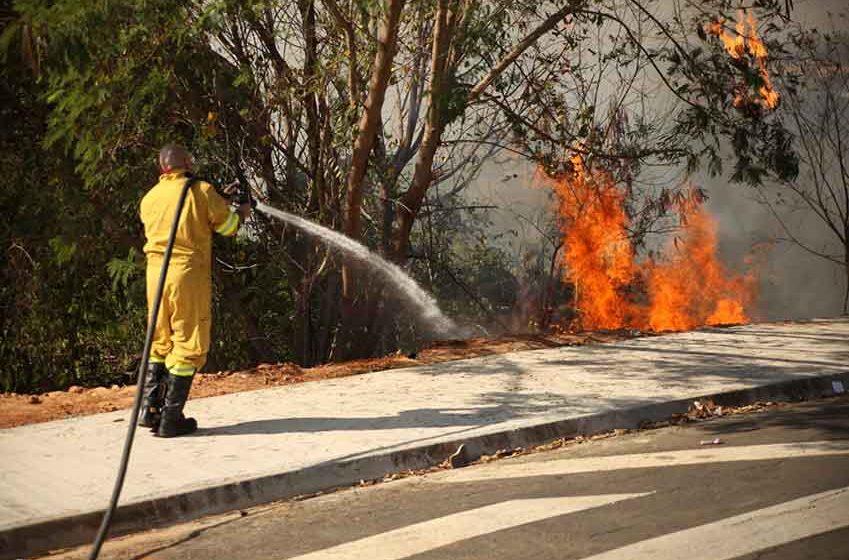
[49,236,77,266]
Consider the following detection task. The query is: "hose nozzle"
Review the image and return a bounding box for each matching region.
[223,180,256,208]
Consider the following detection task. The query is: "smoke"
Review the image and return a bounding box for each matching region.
[702,175,845,321]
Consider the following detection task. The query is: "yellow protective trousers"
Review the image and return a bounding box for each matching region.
[141,171,240,375]
[146,255,212,374]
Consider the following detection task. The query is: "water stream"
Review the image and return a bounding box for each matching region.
[256,202,459,338]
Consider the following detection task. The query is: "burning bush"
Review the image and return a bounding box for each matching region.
[545,155,757,332]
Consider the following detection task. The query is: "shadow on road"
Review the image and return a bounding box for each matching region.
[196,326,847,446]
[697,397,849,440]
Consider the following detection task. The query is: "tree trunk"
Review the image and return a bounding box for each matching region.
[844,243,849,315]
[334,0,405,359]
[393,0,458,262]
[300,0,324,214]
[343,0,405,241]
[324,0,361,113]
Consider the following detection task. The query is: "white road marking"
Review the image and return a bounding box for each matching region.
[579,486,849,560]
[288,442,849,559]
[286,493,650,560]
[442,441,849,482]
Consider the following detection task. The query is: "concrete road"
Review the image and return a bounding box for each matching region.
[46,395,849,560]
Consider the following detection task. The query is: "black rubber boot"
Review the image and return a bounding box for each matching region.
[156,374,198,438]
[137,362,167,429]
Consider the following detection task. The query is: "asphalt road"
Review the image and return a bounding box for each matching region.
[46,395,849,560]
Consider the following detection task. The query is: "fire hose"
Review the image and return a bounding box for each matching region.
[87,176,195,559]
[88,175,252,559]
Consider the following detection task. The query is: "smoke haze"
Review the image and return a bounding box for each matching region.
[465,152,846,323]
[704,175,845,321]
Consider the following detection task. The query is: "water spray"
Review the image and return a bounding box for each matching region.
[256,202,458,338]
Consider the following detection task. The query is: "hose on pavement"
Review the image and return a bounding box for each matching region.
[88,177,196,559]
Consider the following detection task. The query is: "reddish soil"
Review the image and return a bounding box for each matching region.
[0,330,637,429]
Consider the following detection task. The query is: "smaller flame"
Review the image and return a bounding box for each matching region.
[645,197,757,331]
[745,12,767,58]
[706,10,779,110]
[707,14,745,58]
[708,299,747,326]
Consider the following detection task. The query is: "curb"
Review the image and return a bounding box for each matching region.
[4,371,848,559]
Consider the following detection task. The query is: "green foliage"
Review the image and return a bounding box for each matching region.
[106,248,142,292]
[48,236,77,266]
[208,236,296,371]
[0,0,294,392]
[407,193,519,330]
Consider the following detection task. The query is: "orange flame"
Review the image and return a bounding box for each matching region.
[706,10,779,109]
[645,198,756,330]
[551,155,638,329]
[545,157,757,332]
[707,14,745,58]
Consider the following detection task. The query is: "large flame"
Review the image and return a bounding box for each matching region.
[706,10,779,109]
[552,155,638,329]
[546,156,757,332]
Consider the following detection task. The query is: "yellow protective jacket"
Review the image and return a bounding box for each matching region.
[140,171,240,373]
[141,171,239,265]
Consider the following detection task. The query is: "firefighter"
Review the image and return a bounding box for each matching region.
[138,145,251,437]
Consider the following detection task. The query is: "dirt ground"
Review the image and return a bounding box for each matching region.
[0,330,638,429]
